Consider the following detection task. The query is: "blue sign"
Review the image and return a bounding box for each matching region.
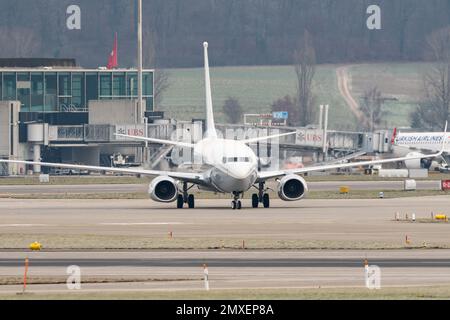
[272,111,288,119]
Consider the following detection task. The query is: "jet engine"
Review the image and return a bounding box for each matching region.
[277,174,308,201]
[404,152,432,169]
[148,176,178,202]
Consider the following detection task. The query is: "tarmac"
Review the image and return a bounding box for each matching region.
[1,196,450,294]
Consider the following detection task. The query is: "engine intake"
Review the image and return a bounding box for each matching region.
[148,176,178,202]
[405,152,432,169]
[277,175,308,201]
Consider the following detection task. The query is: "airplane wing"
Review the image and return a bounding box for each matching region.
[0,159,204,184]
[114,133,195,148]
[257,149,445,181]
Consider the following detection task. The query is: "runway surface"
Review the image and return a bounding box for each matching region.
[1,196,450,293]
[0,180,441,194]
[2,250,450,293]
[0,197,449,244]
[3,257,450,268]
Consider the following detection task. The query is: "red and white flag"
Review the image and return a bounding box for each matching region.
[107,32,118,69]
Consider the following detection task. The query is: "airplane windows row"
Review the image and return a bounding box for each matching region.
[222,157,250,163]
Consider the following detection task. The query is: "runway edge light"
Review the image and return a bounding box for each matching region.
[203,264,210,291]
[29,241,42,251]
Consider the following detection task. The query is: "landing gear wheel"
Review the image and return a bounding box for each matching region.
[263,193,270,208]
[187,194,195,208]
[251,194,259,208]
[231,200,237,210]
[176,194,184,208]
[236,200,242,210]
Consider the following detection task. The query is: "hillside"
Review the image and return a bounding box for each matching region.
[160,63,429,130]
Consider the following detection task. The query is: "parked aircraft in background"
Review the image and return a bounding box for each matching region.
[391,127,450,169]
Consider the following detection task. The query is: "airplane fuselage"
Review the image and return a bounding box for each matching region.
[393,132,450,156]
[193,138,258,193]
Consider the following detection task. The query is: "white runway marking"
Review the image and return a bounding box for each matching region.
[98,222,187,226]
[0,224,52,227]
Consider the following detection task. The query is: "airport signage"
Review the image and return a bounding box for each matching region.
[295,129,323,147]
[441,180,450,191]
[272,111,288,119]
[115,125,145,140]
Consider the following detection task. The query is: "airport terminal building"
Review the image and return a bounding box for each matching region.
[0,58,158,175]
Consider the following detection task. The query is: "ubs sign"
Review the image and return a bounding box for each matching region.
[115,125,145,140]
[295,129,323,147]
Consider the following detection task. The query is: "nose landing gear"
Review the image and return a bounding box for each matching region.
[231,191,242,210]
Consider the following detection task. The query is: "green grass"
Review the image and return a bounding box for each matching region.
[0,233,445,250]
[348,62,433,128]
[160,62,434,131]
[161,65,354,130]
[4,286,450,300]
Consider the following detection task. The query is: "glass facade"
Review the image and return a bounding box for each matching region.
[0,69,154,112]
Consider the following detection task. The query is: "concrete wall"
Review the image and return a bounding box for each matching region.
[89,100,145,125]
[0,101,25,175]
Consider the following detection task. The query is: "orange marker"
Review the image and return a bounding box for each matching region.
[23,257,29,293]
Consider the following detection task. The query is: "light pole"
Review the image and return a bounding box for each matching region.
[137,0,143,122]
[137,0,148,164]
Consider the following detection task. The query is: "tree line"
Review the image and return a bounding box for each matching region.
[1,0,450,68]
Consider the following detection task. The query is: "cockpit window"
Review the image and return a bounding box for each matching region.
[222,157,250,163]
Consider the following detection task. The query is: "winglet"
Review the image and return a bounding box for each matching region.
[114,133,195,148]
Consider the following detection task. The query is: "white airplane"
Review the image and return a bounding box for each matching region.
[391,127,450,169]
[0,42,446,209]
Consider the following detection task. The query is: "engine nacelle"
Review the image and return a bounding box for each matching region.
[148,176,178,202]
[277,175,308,201]
[404,152,432,169]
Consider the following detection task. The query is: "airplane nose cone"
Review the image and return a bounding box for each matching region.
[227,164,253,179]
[203,41,208,48]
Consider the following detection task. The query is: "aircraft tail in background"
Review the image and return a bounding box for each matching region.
[391,127,397,144]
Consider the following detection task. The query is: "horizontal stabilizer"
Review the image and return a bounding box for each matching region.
[242,131,296,144]
[114,133,195,148]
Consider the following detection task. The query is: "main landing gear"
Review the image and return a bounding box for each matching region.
[231,191,242,210]
[251,182,270,208]
[177,182,195,208]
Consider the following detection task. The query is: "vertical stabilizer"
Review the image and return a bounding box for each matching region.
[203,42,217,139]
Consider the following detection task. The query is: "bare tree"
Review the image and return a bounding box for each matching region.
[412,26,450,130]
[294,30,316,126]
[0,27,41,57]
[222,96,243,124]
[143,29,170,110]
[360,86,387,131]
